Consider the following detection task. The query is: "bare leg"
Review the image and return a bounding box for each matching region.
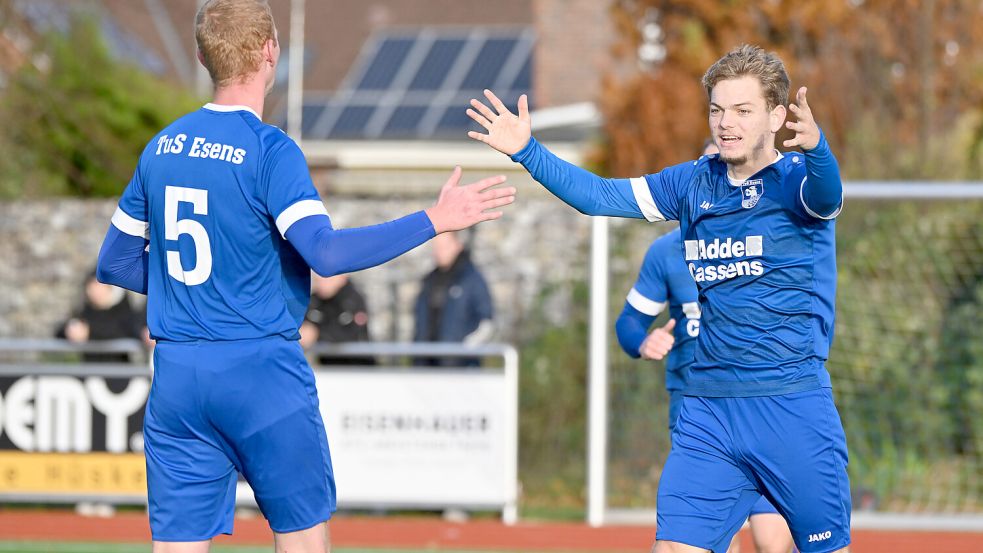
[748,513,794,553]
[652,540,711,553]
[273,520,331,553]
[152,541,210,553]
[725,532,742,553]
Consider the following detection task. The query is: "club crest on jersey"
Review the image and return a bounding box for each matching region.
[741,179,764,209]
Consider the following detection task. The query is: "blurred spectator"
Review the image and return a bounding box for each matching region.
[413,230,494,367]
[56,271,149,363]
[300,273,375,366]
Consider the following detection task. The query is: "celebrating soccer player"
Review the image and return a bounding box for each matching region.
[615,141,795,553]
[95,1,514,552]
[469,45,848,553]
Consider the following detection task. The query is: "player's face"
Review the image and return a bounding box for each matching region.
[708,76,785,169]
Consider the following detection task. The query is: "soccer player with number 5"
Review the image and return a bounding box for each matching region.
[95,1,514,551]
[469,45,849,553]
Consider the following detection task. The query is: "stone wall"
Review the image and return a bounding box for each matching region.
[1,198,625,343]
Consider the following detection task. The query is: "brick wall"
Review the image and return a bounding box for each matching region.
[532,0,617,107]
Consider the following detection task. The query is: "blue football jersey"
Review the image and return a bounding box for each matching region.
[632,153,838,396]
[625,229,701,392]
[112,103,327,341]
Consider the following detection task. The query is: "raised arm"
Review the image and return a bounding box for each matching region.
[467,90,645,219]
[783,86,843,219]
[285,168,515,277]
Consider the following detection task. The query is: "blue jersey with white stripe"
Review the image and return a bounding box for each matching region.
[114,104,326,342]
[626,229,701,392]
[634,152,838,396]
[511,135,841,397]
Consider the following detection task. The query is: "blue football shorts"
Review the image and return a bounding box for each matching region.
[749,495,781,516]
[667,391,782,519]
[145,336,336,541]
[668,390,684,434]
[658,387,850,553]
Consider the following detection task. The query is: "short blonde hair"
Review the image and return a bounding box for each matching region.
[702,45,789,110]
[195,0,276,87]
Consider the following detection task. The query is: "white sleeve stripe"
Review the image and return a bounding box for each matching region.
[275,199,330,237]
[799,175,843,220]
[111,207,149,238]
[626,288,667,316]
[630,177,666,222]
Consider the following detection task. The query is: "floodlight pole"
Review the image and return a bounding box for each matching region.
[587,216,609,527]
[287,0,305,143]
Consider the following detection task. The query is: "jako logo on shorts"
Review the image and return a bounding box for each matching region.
[807,531,832,543]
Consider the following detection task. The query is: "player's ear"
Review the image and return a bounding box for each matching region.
[769,104,786,134]
[196,49,206,68]
[263,38,277,66]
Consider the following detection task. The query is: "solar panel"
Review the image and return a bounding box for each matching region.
[461,38,516,90]
[409,38,466,91]
[329,105,377,137]
[301,105,327,136]
[510,56,532,91]
[298,27,534,140]
[355,38,415,90]
[384,105,429,135]
[435,105,479,134]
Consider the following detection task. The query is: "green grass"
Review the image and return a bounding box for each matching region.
[0,544,548,553]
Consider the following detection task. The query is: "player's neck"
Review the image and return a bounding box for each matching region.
[211,80,267,120]
[726,146,778,181]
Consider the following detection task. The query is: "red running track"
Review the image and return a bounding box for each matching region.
[0,510,981,552]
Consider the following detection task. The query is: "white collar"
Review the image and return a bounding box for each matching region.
[727,150,783,186]
[203,103,260,119]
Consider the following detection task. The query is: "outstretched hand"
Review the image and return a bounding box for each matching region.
[466,90,532,156]
[425,167,516,234]
[639,318,676,360]
[783,86,821,151]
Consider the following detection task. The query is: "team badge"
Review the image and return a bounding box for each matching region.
[741,179,764,209]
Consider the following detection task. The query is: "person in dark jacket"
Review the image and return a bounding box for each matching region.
[413,230,494,367]
[57,271,148,363]
[300,273,375,366]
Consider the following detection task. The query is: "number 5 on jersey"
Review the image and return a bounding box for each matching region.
[165,185,212,285]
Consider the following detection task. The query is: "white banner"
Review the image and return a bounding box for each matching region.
[315,369,508,507]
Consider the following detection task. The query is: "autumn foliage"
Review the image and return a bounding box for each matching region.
[598,0,983,179]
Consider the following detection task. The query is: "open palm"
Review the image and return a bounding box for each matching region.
[783,86,821,151]
[466,89,532,156]
[424,167,516,234]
